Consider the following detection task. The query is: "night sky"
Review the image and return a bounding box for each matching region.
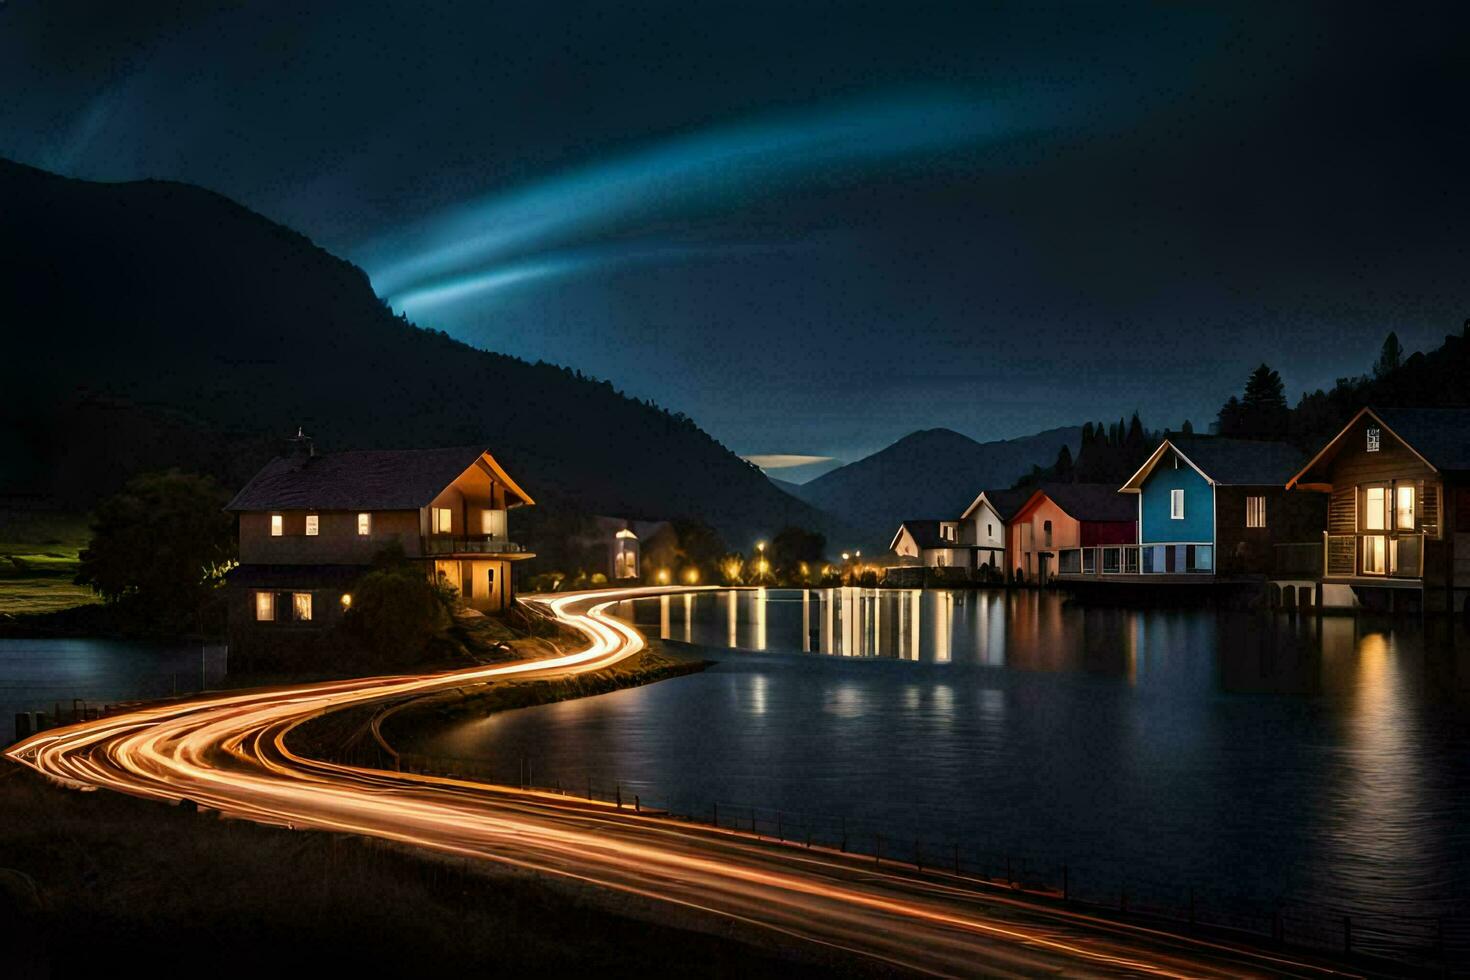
[5,3,1468,478]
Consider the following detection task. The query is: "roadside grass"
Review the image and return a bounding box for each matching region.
[0,511,96,614]
[0,763,855,978]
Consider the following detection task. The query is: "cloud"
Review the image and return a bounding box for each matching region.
[743,454,836,470]
[363,88,1076,311]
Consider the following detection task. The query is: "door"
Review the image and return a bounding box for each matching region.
[1361,485,1387,575]
[1038,553,1051,586]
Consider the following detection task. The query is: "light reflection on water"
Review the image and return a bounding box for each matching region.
[402,588,1470,921]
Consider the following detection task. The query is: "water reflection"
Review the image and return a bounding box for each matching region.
[420,590,1470,925]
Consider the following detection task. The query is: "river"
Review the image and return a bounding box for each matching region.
[400,587,1470,935]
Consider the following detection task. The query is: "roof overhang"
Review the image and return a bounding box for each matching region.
[470,449,536,507]
[888,524,912,552]
[1285,407,1439,490]
[1118,439,1214,493]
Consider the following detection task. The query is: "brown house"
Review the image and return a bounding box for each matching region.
[225,440,536,638]
[1287,407,1470,613]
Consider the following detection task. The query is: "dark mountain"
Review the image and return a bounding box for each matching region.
[788,426,1082,549]
[0,158,844,546]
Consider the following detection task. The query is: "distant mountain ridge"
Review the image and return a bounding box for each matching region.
[0,158,845,546]
[787,426,1083,549]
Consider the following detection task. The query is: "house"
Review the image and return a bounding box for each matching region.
[958,487,1032,573]
[225,438,536,639]
[1008,483,1136,584]
[1286,407,1470,614]
[1118,437,1323,578]
[889,519,973,568]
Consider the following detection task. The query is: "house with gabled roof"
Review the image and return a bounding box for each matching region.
[889,519,972,568]
[225,435,536,637]
[1287,407,1470,613]
[959,487,1031,574]
[1119,437,1323,578]
[1009,483,1136,584]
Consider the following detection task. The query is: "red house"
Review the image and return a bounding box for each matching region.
[1007,483,1136,584]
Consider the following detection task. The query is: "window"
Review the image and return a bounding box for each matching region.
[1170,489,1185,520]
[1395,485,1415,530]
[293,592,313,621]
[305,514,319,536]
[987,523,994,538]
[270,513,283,537]
[1246,496,1266,528]
[357,513,372,536]
[1042,520,1052,547]
[1192,545,1213,571]
[432,507,453,533]
[254,591,275,621]
[481,508,507,538]
[1363,486,1386,530]
[1363,534,1387,575]
[940,523,956,542]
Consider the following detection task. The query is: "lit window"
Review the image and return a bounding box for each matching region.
[305,514,319,536]
[433,507,453,533]
[1364,487,1386,530]
[270,514,283,537]
[254,592,275,621]
[1246,496,1266,528]
[358,513,371,536]
[293,592,313,621]
[1395,485,1415,530]
[1170,489,1185,520]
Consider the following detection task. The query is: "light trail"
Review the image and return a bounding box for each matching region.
[7,586,1356,978]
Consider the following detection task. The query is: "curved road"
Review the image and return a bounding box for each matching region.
[7,587,1356,978]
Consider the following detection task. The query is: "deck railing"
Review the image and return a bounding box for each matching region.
[1056,546,1139,576]
[1322,532,1424,579]
[422,534,528,556]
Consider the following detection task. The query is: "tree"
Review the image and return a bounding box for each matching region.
[1181,419,1194,435]
[344,558,453,663]
[75,470,235,626]
[1373,331,1404,379]
[1125,412,1145,447]
[1053,444,1074,479]
[672,519,726,578]
[1219,363,1289,438]
[769,526,826,583]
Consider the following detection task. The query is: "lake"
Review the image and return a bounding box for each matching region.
[401,587,1470,947]
[0,638,226,743]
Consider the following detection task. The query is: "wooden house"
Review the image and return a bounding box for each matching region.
[226,441,535,638]
[1119,437,1323,578]
[1286,407,1470,613]
[1008,483,1136,584]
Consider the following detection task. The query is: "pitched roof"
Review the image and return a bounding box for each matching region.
[226,446,533,512]
[1122,437,1306,491]
[960,487,1033,522]
[1371,407,1470,471]
[890,519,963,551]
[1037,482,1137,523]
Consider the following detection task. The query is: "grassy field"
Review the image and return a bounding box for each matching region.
[0,510,97,614]
[0,762,862,978]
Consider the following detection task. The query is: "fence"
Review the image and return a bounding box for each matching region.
[393,752,1469,975]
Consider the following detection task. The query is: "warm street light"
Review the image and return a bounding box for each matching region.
[841,552,850,561]
[656,568,670,584]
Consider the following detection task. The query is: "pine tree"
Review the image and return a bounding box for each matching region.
[1126,412,1144,447]
[1054,444,1074,479]
[1373,331,1404,379]
[1181,419,1194,435]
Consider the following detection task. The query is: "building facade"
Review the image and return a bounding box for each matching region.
[1119,437,1322,578]
[1009,484,1136,584]
[1287,407,1469,613]
[226,442,536,643]
[958,487,1030,574]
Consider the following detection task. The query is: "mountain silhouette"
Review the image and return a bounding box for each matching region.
[0,158,841,545]
[787,426,1082,547]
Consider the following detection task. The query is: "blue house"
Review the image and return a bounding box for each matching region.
[1119,438,1322,577]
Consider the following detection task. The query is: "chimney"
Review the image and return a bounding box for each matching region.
[285,427,315,460]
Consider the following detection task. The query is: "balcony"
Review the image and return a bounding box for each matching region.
[422,534,528,557]
[1323,532,1424,581]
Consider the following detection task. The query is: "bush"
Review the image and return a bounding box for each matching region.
[344,564,453,663]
